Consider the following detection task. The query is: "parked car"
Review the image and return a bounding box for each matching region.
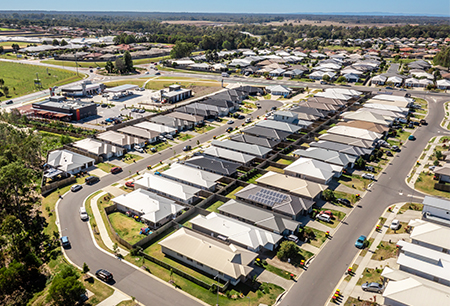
[420,119,427,125]
[366,166,375,173]
[134,145,144,153]
[155,72,161,75]
[386,151,393,157]
[390,219,400,230]
[165,134,174,140]
[5,100,13,105]
[237,115,245,120]
[138,109,146,113]
[245,118,252,123]
[429,165,436,171]
[150,147,157,153]
[110,167,122,174]
[362,173,375,180]
[355,235,366,248]
[408,135,416,141]
[79,207,88,221]
[60,236,71,248]
[85,176,99,185]
[227,120,234,124]
[391,145,399,152]
[386,86,394,90]
[222,72,230,77]
[398,118,408,124]
[256,103,261,108]
[317,214,331,223]
[182,145,191,151]
[320,210,333,217]
[337,198,351,206]
[95,269,113,282]
[71,184,82,192]
[226,127,233,133]
[362,282,384,293]
[125,181,135,188]
[271,106,277,111]
[287,234,299,243]
[399,88,406,91]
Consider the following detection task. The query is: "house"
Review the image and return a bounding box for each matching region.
[166,112,204,127]
[363,103,409,115]
[218,200,300,235]
[372,94,414,106]
[433,162,450,184]
[256,171,327,201]
[381,267,450,306]
[356,107,407,119]
[112,189,184,229]
[200,98,238,114]
[293,147,356,168]
[340,111,393,127]
[268,68,286,77]
[235,184,314,219]
[201,146,256,165]
[176,104,218,119]
[326,125,382,141]
[211,140,271,158]
[161,163,222,191]
[371,75,387,85]
[319,134,375,149]
[309,140,373,158]
[298,101,339,113]
[184,155,241,177]
[284,157,343,184]
[134,173,200,204]
[72,138,123,159]
[190,212,283,252]
[265,85,292,97]
[256,120,306,133]
[336,120,390,134]
[150,115,188,131]
[437,79,450,90]
[408,219,450,254]
[243,126,290,141]
[289,105,327,120]
[396,240,450,287]
[96,131,146,150]
[117,126,159,144]
[271,111,313,128]
[46,149,95,175]
[230,133,280,149]
[309,71,336,80]
[159,228,257,286]
[134,121,178,136]
[422,196,450,224]
[283,69,304,78]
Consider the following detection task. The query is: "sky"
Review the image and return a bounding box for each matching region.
[1,0,449,16]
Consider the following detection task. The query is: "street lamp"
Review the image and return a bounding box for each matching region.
[214,274,220,306]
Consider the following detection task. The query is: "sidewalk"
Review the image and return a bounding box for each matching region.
[96,290,130,306]
[90,191,129,256]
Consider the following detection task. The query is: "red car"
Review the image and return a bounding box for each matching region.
[110,167,122,174]
[125,181,135,188]
[320,210,333,217]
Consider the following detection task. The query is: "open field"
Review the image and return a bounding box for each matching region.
[162,20,238,26]
[267,19,411,28]
[0,62,84,101]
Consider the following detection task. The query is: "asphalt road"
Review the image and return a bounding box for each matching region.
[278,94,450,306]
[57,99,281,305]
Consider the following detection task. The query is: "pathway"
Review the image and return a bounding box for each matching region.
[89,191,129,256]
[96,289,131,306]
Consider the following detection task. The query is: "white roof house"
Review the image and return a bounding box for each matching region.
[382,267,450,306]
[97,131,146,149]
[363,103,409,114]
[72,138,123,158]
[134,173,200,204]
[408,219,450,254]
[341,111,393,126]
[292,147,356,167]
[265,85,292,96]
[372,94,414,104]
[161,163,222,191]
[437,79,450,90]
[396,240,450,286]
[159,228,257,285]
[202,146,255,165]
[190,212,282,252]
[112,189,184,226]
[134,121,178,135]
[314,88,362,101]
[47,149,95,174]
[372,75,387,84]
[327,125,382,141]
[284,157,343,184]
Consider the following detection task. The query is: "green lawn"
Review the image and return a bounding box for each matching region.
[397,130,411,142]
[109,212,145,245]
[0,27,18,31]
[333,191,358,205]
[0,62,84,101]
[336,174,370,191]
[399,203,423,214]
[225,186,245,199]
[42,59,107,68]
[264,165,284,174]
[360,238,375,257]
[260,261,295,280]
[274,158,294,165]
[147,141,172,153]
[386,221,409,234]
[344,264,359,282]
[206,200,225,213]
[246,173,263,184]
[195,125,215,134]
[356,267,383,286]
[122,153,144,164]
[304,227,327,248]
[415,172,450,198]
[178,133,193,141]
[371,241,398,261]
[96,162,117,173]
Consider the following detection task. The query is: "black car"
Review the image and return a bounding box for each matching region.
[226,127,233,133]
[5,100,13,105]
[337,198,351,206]
[150,147,157,153]
[95,269,113,282]
[366,166,375,173]
[85,176,100,185]
[386,151,393,156]
[237,115,245,120]
[60,236,70,248]
[271,106,277,111]
[182,145,191,151]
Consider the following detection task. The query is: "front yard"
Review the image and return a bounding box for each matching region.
[108,211,146,245]
[315,209,347,228]
[336,174,371,191]
[371,241,398,261]
[415,171,450,198]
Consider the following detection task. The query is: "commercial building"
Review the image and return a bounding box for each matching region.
[31,97,97,121]
[162,85,192,103]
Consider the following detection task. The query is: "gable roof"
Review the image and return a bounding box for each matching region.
[162,163,222,189]
[97,131,146,147]
[47,149,95,173]
[284,157,343,181]
[341,111,393,126]
[118,126,159,139]
[337,120,390,134]
[185,155,241,176]
[309,140,372,157]
[72,138,122,156]
[211,140,272,157]
[166,112,204,123]
[243,125,290,140]
[318,133,375,149]
[327,125,382,141]
[293,147,356,166]
[230,133,280,148]
[202,146,256,164]
[256,120,303,133]
[134,173,200,201]
[408,219,450,251]
[422,196,450,210]
[159,228,256,279]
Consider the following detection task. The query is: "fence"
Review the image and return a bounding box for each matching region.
[41,175,76,196]
[434,183,450,192]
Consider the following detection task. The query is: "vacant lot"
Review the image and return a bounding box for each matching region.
[109,212,145,245]
[0,62,83,101]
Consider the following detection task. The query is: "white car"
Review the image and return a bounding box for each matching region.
[134,145,144,153]
[317,214,331,223]
[227,120,234,124]
[245,118,252,123]
[390,219,400,230]
[362,173,375,180]
[429,166,436,171]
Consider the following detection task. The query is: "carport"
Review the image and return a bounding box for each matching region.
[104,84,139,95]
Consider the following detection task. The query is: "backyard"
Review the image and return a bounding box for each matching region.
[108,211,146,245]
[225,186,245,199]
[206,200,225,213]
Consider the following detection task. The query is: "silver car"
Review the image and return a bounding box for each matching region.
[361,282,384,293]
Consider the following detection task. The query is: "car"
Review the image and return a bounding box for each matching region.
[265,77,272,80]
[317,214,331,223]
[149,147,157,153]
[320,210,333,217]
[125,181,135,188]
[320,81,327,84]
[245,118,252,123]
[60,236,70,248]
[85,176,99,185]
[355,235,367,248]
[227,120,234,124]
[5,100,13,105]
[386,151,393,156]
[237,115,245,120]
[408,135,416,141]
[110,167,122,174]
[399,88,406,91]
[155,72,161,75]
[389,220,401,231]
[134,145,144,153]
[222,72,230,77]
[337,198,351,206]
[271,106,277,111]
[429,165,436,171]
[95,269,113,282]
[101,103,108,108]
[386,86,394,90]
[420,119,427,125]
[287,234,299,243]
[144,71,149,75]
[138,109,146,113]
[362,173,375,180]
[159,136,167,142]
[71,184,82,192]
[361,282,384,293]
[366,166,375,173]
[398,118,408,124]
[182,145,191,151]
[79,207,88,221]
[256,103,261,108]
[105,118,114,123]
[226,127,233,133]
[165,134,174,140]
[408,122,414,128]
[391,145,399,152]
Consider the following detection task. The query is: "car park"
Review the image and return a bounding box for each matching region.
[60,236,71,248]
[337,198,351,206]
[390,219,400,230]
[362,173,375,180]
[110,167,122,174]
[79,207,88,221]
[95,269,113,282]
[317,214,331,223]
[85,176,99,185]
[361,282,384,293]
[182,145,191,151]
[355,235,366,248]
[71,184,82,192]
[125,181,135,188]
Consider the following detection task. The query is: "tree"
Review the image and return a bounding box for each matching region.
[60,39,68,46]
[123,51,133,72]
[222,40,232,50]
[48,267,85,306]
[355,156,366,169]
[82,262,89,274]
[124,34,136,45]
[336,76,346,83]
[115,58,126,74]
[3,86,9,97]
[170,41,195,59]
[436,150,443,160]
[0,46,3,53]
[322,74,331,82]
[434,47,450,70]
[105,60,114,73]
[277,241,298,261]
[52,39,60,46]
[0,78,4,87]
[322,189,335,202]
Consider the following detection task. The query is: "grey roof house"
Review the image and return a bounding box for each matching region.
[293,147,356,168]
[309,140,373,157]
[201,147,255,165]
[242,126,290,141]
[211,140,271,158]
[184,155,241,177]
[256,120,303,133]
[230,133,280,148]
